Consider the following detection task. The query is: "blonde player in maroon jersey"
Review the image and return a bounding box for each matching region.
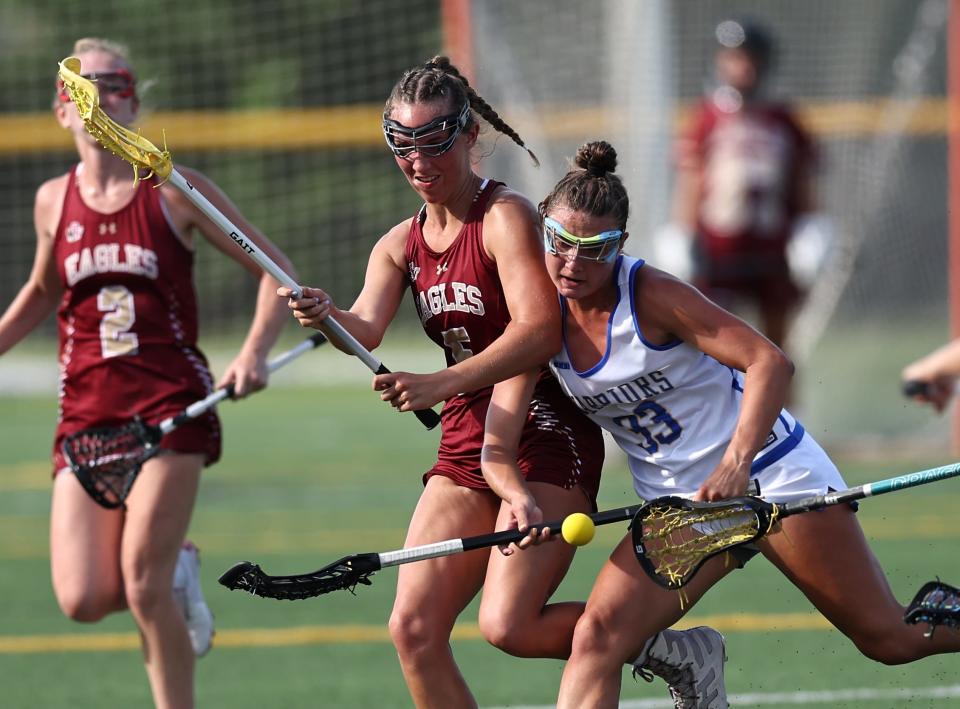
[0,38,294,709]
[283,57,713,709]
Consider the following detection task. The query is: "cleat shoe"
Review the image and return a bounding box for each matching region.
[904,579,960,637]
[633,626,728,709]
[173,542,215,657]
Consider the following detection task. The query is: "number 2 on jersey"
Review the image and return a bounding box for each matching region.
[97,285,139,358]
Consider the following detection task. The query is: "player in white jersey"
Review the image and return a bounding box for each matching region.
[548,251,835,506]
[483,141,960,708]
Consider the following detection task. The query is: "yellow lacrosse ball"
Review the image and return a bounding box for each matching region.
[561,512,595,546]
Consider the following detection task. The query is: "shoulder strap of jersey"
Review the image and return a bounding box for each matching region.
[466,179,503,223]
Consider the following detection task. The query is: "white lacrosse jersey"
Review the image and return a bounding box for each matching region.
[549,255,805,501]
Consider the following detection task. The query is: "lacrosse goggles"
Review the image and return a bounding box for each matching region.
[383,101,471,158]
[542,217,625,263]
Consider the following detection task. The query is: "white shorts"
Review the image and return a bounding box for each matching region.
[752,432,847,503]
[629,428,847,504]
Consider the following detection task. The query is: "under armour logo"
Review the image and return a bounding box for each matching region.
[98,222,117,236]
[436,263,448,275]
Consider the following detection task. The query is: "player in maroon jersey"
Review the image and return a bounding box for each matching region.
[283,56,711,708]
[673,19,817,350]
[0,38,294,709]
[281,56,608,708]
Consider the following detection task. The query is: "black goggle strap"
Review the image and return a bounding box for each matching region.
[382,102,471,156]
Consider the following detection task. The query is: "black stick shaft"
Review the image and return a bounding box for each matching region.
[378,504,644,568]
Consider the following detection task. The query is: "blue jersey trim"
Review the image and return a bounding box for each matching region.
[729,367,803,475]
[751,421,805,475]
[628,259,683,351]
[565,256,624,378]
[730,367,744,392]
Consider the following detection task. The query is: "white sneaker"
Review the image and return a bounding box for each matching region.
[173,542,215,657]
[633,626,728,709]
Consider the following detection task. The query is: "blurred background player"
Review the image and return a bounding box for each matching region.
[658,18,822,354]
[0,38,294,709]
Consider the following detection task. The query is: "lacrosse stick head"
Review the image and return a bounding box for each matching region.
[57,56,173,182]
[61,418,163,509]
[219,554,382,601]
[631,495,778,590]
[904,579,960,638]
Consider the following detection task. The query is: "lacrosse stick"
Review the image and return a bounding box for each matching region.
[631,461,960,590]
[219,504,644,600]
[62,332,328,509]
[57,56,440,431]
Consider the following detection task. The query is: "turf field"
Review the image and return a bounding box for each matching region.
[1,374,958,708]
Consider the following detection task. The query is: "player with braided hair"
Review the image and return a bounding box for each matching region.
[283,57,712,708]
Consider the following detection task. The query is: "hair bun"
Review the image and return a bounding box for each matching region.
[425,55,451,71]
[574,141,618,177]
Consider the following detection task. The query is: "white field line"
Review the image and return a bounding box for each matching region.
[486,684,960,709]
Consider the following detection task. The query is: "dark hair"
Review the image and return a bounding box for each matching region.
[384,55,538,166]
[715,19,776,70]
[539,141,629,230]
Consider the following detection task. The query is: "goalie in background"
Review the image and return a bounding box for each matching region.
[653,18,831,353]
[0,38,294,709]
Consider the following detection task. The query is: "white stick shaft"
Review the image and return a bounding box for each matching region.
[378,540,466,568]
[167,169,384,373]
[157,333,327,435]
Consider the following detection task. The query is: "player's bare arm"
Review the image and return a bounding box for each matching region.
[440,189,561,396]
[639,267,794,499]
[481,370,547,552]
[162,167,294,396]
[0,177,68,355]
[281,220,409,354]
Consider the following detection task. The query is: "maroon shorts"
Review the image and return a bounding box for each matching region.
[53,415,221,476]
[424,375,604,508]
[52,343,223,476]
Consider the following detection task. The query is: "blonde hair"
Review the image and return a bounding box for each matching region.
[71,37,133,69]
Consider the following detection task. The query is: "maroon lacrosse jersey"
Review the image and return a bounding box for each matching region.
[683,97,813,297]
[405,179,603,502]
[50,165,221,473]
